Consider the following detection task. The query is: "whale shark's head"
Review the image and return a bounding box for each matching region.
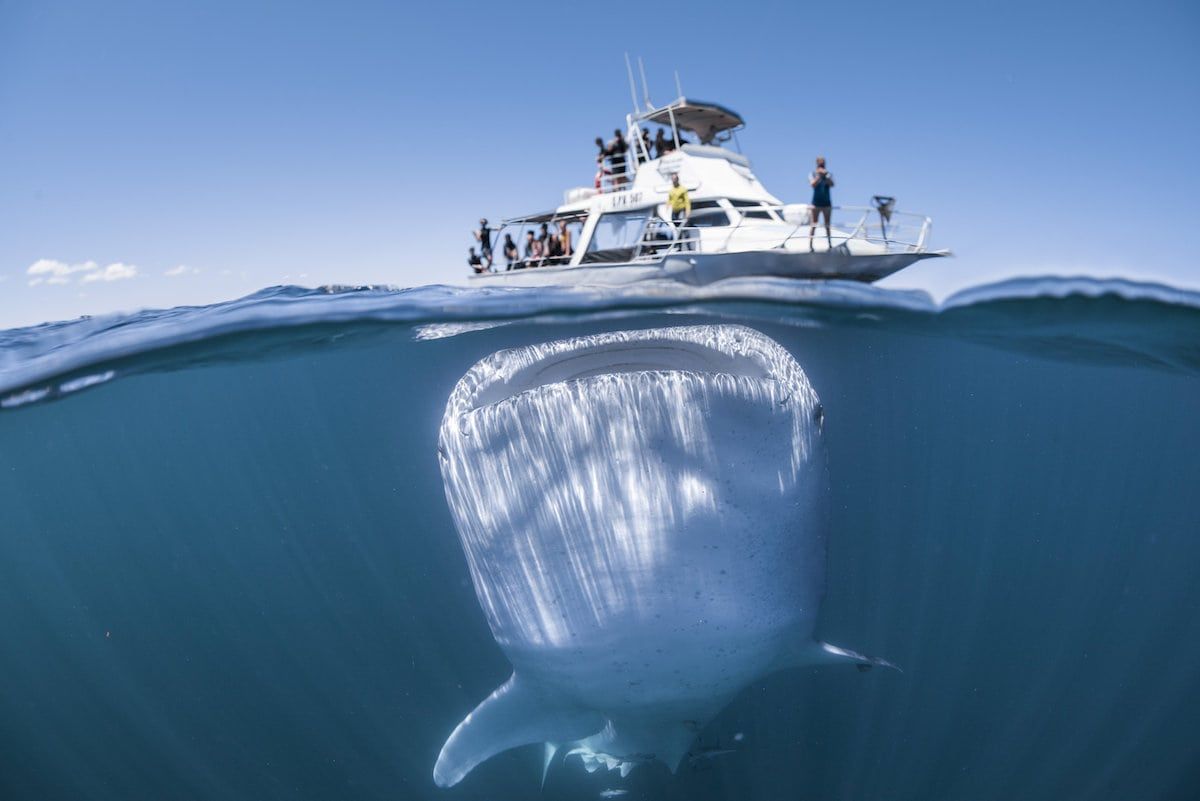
[438,325,827,650]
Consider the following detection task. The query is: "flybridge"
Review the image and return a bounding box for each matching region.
[635,98,744,143]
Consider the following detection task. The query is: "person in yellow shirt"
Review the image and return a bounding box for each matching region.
[667,173,693,252]
[668,173,690,226]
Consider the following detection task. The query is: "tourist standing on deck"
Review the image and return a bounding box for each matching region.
[557,220,573,257]
[594,155,611,192]
[523,230,539,266]
[473,218,494,270]
[654,128,669,158]
[502,233,519,271]
[468,247,485,274]
[668,174,693,252]
[608,128,629,186]
[666,173,691,252]
[808,157,834,250]
[545,223,564,261]
[668,173,690,225]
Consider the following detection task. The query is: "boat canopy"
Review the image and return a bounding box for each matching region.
[501,210,559,225]
[635,98,744,144]
[502,208,590,226]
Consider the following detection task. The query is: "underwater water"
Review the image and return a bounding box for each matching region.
[1,277,1198,801]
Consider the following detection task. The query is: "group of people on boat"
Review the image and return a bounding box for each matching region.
[594,126,690,191]
[467,154,841,273]
[469,218,575,274]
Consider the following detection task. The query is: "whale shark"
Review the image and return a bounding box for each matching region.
[433,325,893,788]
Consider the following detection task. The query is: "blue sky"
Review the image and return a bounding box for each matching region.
[1,0,1197,328]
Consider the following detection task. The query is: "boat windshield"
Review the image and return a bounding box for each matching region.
[582,209,651,264]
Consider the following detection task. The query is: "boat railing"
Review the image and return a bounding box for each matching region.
[631,203,931,261]
[595,145,675,195]
[595,154,637,195]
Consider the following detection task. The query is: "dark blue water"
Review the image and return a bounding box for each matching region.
[1,278,1198,800]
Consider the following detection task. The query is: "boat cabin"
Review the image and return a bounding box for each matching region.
[490,98,787,267]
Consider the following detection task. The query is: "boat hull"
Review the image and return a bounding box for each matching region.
[469,249,946,288]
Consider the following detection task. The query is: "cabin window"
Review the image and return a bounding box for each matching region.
[582,210,651,263]
[691,209,731,228]
[730,199,778,221]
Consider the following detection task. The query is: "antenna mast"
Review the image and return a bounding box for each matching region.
[637,57,652,109]
[623,54,640,114]
[674,69,684,99]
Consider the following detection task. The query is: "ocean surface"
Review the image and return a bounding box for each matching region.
[1,277,1198,801]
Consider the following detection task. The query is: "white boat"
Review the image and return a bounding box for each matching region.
[472,94,947,287]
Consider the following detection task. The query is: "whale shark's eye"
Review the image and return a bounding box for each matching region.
[813,403,824,428]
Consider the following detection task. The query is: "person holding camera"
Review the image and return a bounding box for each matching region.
[808,156,835,251]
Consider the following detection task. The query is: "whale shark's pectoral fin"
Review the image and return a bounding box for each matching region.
[433,673,603,788]
[815,641,902,673]
[779,640,901,673]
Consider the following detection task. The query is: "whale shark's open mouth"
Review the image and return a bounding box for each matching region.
[446,324,819,419]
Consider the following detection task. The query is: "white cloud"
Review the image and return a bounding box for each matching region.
[27,259,98,281]
[163,264,200,277]
[26,258,140,286]
[80,262,138,283]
